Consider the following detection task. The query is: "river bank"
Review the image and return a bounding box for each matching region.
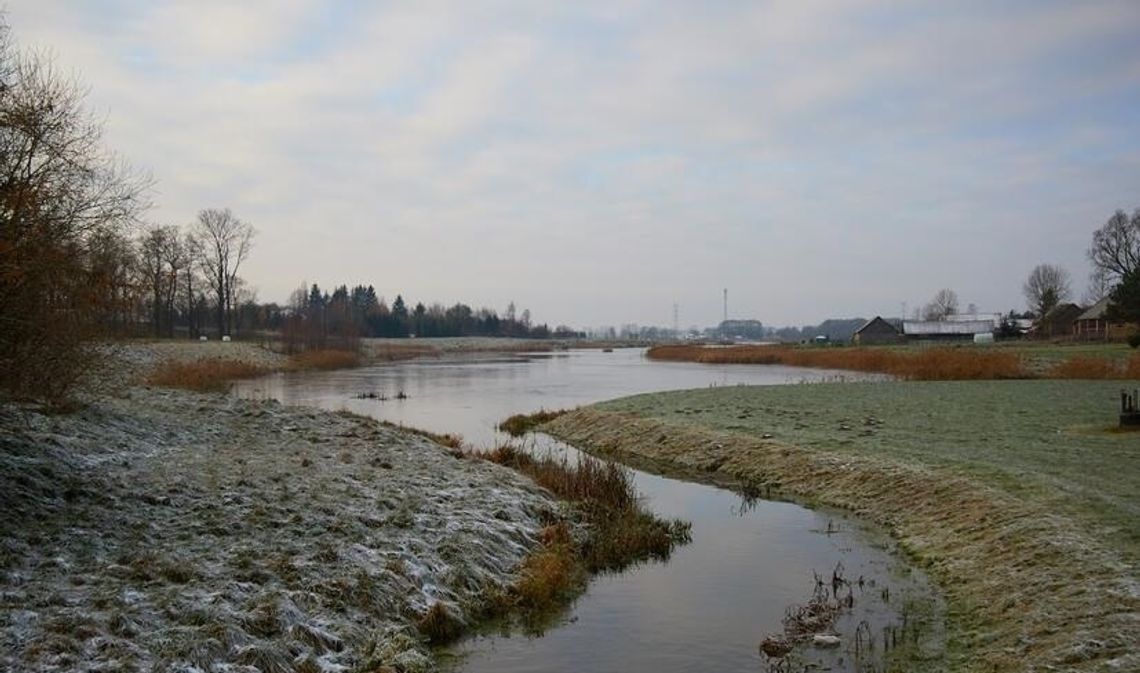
[540,381,1139,672]
[0,343,560,672]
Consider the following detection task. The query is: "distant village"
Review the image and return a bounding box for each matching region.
[703,296,1121,346]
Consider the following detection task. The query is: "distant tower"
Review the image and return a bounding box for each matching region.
[673,302,679,338]
[723,288,728,324]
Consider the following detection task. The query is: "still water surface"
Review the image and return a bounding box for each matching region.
[233,348,936,672]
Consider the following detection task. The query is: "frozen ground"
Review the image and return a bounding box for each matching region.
[0,344,558,672]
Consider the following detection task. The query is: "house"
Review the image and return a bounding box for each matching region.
[853,316,903,345]
[1032,303,1083,339]
[1072,297,1132,340]
[903,320,994,341]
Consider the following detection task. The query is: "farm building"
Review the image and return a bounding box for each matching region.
[903,320,994,341]
[1032,303,1083,339]
[1072,297,1132,340]
[853,316,903,345]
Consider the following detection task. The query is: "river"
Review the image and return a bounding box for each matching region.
[232,348,940,672]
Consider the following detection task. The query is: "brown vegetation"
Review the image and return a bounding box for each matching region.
[473,445,690,620]
[286,348,361,371]
[648,344,1026,380]
[498,409,570,437]
[650,344,1140,381]
[146,358,270,392]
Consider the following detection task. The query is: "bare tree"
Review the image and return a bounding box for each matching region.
[139,225,186,337]
[1023,264,1071,318]
[1088,208,1140,283]
[192,208,254,338]
[922,288,958,321]
[0,20,149,400]
[1082,267,1113,306]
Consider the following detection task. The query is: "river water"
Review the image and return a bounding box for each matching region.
[233,348,939,672]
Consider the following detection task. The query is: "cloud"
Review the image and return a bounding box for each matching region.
[5,0,1139,326]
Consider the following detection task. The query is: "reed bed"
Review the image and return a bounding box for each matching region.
[647,344,1025,380]
[286,348,361,371]
[146,358,270,392]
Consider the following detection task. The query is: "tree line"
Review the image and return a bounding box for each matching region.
[280,284,580,352]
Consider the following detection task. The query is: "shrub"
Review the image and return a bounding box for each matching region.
[1129,333,1140,349]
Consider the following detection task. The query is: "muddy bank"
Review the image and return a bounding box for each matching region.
[0,346,559,672]
[542,408,1139,672]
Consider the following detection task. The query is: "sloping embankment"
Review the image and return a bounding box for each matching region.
[542,408,1138,672]
[0,379,557,673]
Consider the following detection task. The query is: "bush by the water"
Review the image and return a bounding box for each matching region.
[474,445,690,618]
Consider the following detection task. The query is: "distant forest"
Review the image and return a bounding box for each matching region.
[279,283,583,350]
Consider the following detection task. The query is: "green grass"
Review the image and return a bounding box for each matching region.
[598,380,1140,558]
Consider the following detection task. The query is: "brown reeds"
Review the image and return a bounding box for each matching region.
[146,358,270,392]
[286,349,361,371]
[648,344,1025,380]
[473,445,690,618]
[498,409,569,437]
[649,344,1140,381]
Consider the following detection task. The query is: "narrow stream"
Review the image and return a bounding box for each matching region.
[233,348,941,671]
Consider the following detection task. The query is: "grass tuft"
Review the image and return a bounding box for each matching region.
[498,409,569,437]
[473,445,690,621]
[417,601,464,644]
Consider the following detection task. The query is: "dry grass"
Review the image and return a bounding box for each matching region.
[417,601,464,644]
[286,349,361,371]
[473,445,690,620]
[511,523,580,610]
[498,409,569,437]
[146,358,271,392]
[649,344,1140,381]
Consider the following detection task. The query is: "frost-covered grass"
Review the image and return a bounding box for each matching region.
[598,380,1139,550]
[541,380,1140,671]
[1,379,557,672]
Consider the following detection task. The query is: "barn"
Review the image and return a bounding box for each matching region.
[853,316,902,345]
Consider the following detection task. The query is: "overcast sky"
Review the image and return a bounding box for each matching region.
[8,1,1139,329]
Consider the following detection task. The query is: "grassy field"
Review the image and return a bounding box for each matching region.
[599,381,1139,552]
[542,379,1140,671]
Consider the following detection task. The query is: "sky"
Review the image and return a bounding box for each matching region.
[6,1,1140,329]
